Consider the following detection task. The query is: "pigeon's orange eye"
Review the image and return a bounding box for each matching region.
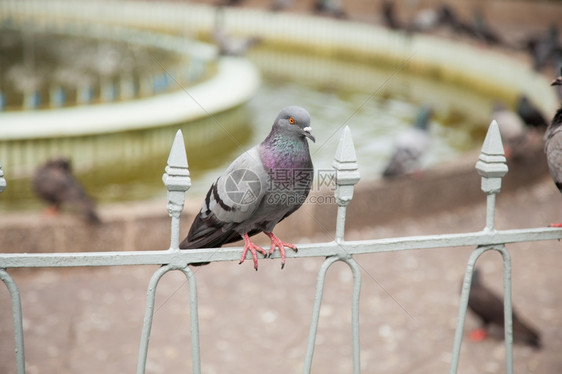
[288,117,295,124]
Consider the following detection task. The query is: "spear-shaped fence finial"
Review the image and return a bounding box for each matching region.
[475,120,508,230]
[162,130,191,250]
[332,126,360,243]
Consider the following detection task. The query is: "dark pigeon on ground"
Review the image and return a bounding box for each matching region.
[32,158,101,224]
[471,10,504,46]
[516,95,548,130]
[312,0,347,19]
[466,269,541,349]
[381,1,401,30]
[544,72,562,226]
[524,24,560,71]
[438,4,478,38]
[180,106,315,270]
[382,105,432,178]
[217,0,244,6]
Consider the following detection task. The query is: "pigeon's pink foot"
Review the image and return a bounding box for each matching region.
[549,223,562,227]
[265,232,298,269]
[469,328,488,342]
[239,233,267,271]
[44,205,59,217]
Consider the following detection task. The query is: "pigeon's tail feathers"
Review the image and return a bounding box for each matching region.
[85,208,102,225]
[181,214,236,249]
[513,314,542,349]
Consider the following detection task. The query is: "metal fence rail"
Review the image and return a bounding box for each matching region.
[1,123,561,374]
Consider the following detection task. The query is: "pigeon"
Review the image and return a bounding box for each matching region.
[491,102,527,159]
[381,1,401,30]
[516,95,548,130]
[466,269,541,349]
[525,24,560,71]
[180,106,315,270]
[382,105,432,178]
[438,5,478,38]
[217,0,244,6]
[409,8,441,33]
[32,158,101,224]
[471,10,504,46]
[544,73,562,226]
[270,0,293,12]
[213,6,261,56]
[312,0,347,19]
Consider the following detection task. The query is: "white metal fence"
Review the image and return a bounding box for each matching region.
[1,122,561,374]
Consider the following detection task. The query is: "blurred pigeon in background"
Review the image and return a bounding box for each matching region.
[381,1,401,30]
[438,4,478,38]
[409,7,441,33]
[270,0,293,12]
[544,73,562,226]
[471,10,504,46]
[213,6,261,56]
[524,24,560,71]
[33,158,101,224]
[466,269,541,349]
[382,105,432,178]
[312,0,347,19]
[180,106,315,270]
[218,0,245,6]
[516,94,548,130]
[491,102,527,159]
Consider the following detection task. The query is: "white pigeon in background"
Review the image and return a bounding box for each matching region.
[491,102,527,159]
[382,105,433,178]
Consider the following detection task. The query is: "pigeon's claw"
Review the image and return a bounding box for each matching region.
[468,328,488,342]
[265,232,298,269]
[240,233,267,270]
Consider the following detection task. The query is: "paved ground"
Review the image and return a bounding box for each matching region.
[1,174,561,374]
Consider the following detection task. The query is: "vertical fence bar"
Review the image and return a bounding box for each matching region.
[449,245,490,374]
[449,245,514,374]
[499,246,514,373]
[179,266,202,374]
[451,120,512,373]
[0,269,26,374]
[345,256,362,374]
[332,126,360,243]
[302,256,362,374]
[137,265,170,374]
[136,265,201,374]
[303,255,340,373]
[304,126,362,373]
[162,130,191,251]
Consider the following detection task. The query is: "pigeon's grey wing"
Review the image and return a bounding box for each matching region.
[181,147,269,249]
[545,130,562,191]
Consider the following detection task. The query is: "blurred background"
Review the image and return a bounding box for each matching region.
[1,0,561,373]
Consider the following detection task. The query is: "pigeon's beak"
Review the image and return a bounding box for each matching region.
[303,126,315,143]
[551,77,562,86]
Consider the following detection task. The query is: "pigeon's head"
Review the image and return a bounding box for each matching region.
[275,106,315,143]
